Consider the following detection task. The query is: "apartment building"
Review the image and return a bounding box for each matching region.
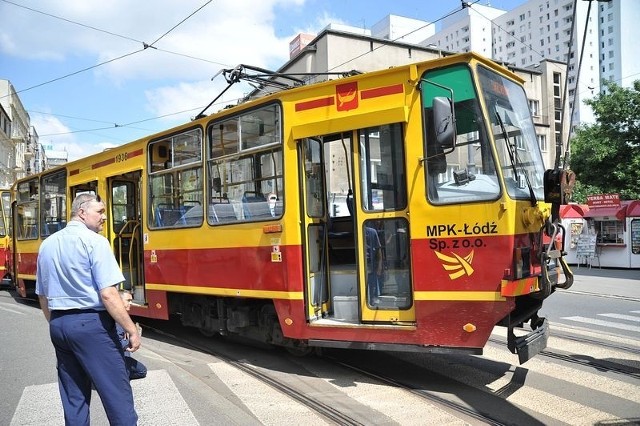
[423,0,639,130]
[0,79,36,186]
[597,0,640,88]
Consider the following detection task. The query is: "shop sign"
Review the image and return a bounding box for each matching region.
[587,193,620,208]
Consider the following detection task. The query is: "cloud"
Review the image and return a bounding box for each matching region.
[31,114,108,161]
[1,0,302,82]
[2,0,322,158]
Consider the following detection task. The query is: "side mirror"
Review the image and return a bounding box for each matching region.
[433,97,455,149]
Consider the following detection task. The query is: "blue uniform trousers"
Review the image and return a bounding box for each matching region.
[49,310,138,426]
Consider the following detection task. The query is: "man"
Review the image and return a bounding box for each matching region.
[364,224,384,304]
[117,290,147,380]
[36,193,140,425]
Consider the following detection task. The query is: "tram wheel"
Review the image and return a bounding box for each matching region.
[285,341,313,357]
[198,327,216,337]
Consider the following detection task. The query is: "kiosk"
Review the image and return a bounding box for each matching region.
[560,204,590,265]
[582,196,640,268]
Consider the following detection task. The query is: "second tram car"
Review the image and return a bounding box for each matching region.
[0,189,12,286]
[12,53,573,363]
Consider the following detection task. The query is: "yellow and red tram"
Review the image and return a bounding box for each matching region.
[11,53,573,363]
[0,189,12,285]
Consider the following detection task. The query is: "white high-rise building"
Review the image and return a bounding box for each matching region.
[422,0,639,129]
[424,3,506,57]
[597,0,640,88]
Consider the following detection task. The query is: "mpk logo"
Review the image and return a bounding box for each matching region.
[336,82,358,111]
[435,250,475,280]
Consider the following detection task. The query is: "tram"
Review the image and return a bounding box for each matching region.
[12,53,574,363]
[0,189,12,286]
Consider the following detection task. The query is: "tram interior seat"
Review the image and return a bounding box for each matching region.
[177,205,205,226]
[45,221,66,236]
[210,203,238,223]
[155,205,187,227]
[241,191,281,220]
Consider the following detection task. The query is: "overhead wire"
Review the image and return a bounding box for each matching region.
[8,0,623,148]
[326,1,479,73]
[3,0,218,98]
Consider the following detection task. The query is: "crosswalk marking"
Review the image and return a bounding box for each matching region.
[10,370,199,426]
[0,305,25,314]
[0,302,27,315]
[481,343,640,405]
[561,316,640,333]
[399,345,627,426]
[299,358,472,425]
[208,362,330,425]
[598,313,640,323]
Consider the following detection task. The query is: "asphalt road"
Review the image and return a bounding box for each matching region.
[1,266,638,425]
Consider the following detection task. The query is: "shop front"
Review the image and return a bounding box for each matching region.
[560,204,589,265]
[581,196,640,269]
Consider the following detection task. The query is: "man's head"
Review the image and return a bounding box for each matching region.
[71,193,106,233]
[120,290,133,311]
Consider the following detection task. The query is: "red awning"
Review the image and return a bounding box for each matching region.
[583,204,627,221]
[560,204,589,218]
[626,201,640,217]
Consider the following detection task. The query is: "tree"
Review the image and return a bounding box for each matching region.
[568,80,640,202]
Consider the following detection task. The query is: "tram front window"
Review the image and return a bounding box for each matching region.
[477,66,546,201]
[422,64,500,204]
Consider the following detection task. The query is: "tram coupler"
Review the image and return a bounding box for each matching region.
[507,317,549,364]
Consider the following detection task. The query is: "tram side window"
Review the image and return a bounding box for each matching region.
[0,191,10,237]
[207,104,284,224]
[16,179,39,240]
[148,128,204,228]
[40,170,67,237]
[359,123,407,211]
[422,65,500,204]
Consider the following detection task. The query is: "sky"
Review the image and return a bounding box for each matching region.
[0,0,526,161]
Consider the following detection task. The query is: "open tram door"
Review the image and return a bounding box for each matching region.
[300,128,414,325]
[107,172,144,303]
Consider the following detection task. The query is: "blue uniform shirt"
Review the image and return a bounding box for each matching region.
[36,220,125,310]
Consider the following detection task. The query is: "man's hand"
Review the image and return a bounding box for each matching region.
[126,331,141,352]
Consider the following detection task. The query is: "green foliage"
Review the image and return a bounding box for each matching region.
[569,80,640,200]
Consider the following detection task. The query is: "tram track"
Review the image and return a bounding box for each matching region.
[325,355,508,426]
[139,322,365,426]
[559,289,640,303]
[141,319,514,425]
[488,334,640,380]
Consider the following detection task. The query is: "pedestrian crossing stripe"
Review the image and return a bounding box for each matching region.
[561,316,640,333]
[208,362,330,424]
[598,313,640,323]
[10,370,198,426]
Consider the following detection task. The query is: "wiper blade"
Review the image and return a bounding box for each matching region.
[495,109,537,205]
[495,110,519,179]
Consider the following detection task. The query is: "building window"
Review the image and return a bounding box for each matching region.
[537,134,548,152]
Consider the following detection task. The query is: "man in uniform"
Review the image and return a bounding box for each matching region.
[36,193,140,425]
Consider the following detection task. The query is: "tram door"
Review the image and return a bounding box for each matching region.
[108,172,144,302]
[300,128,414,324]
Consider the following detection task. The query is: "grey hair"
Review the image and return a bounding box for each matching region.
[70,193,100,218]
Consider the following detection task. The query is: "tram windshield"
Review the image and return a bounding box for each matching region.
[421,64,545,204]
[477,65,545,202]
